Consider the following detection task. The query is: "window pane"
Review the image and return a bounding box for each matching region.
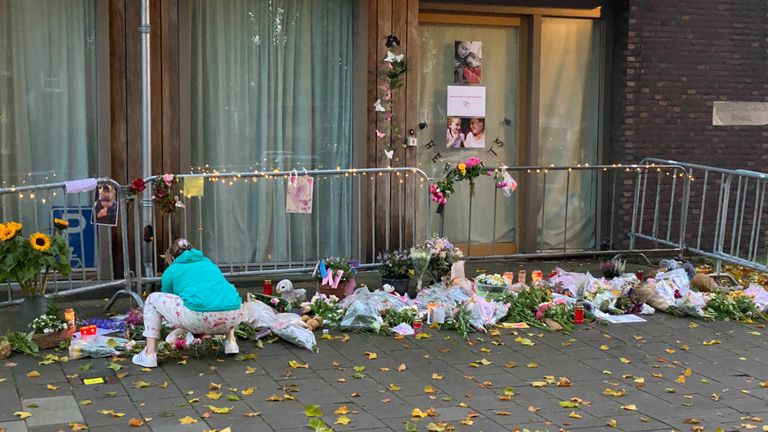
[538,17,601,250]
[188,0,354,264]
[0,0,98,225]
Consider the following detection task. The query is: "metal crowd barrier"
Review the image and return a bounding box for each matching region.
[131,168,434,291]
[0,178,141,308]
[437,163,691,262]
[638,158,768,274]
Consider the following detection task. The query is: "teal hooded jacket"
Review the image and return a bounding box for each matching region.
[160,249,242,312]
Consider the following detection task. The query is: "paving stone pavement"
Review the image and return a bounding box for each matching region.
[0,312,766,432]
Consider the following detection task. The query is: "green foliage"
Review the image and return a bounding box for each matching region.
[6,331,39,356]
[444,303,473,340]
[315,257,357,284]
[705,290,764,321]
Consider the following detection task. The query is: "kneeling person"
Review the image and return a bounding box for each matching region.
[133,239,243,368]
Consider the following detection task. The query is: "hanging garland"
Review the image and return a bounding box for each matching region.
[430,157,511,213]
[374,35,408,161]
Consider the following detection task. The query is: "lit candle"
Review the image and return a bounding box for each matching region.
[531,270,543,282]
[64,309,75,336]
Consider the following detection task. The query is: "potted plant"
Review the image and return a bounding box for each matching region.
[0,220,71,327]
[422,235,464,284]
[378,249,413,295]
[599,259,626,280]
[29,310,68,350]
[315,257,357,299]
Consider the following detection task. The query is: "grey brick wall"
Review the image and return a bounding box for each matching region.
[609,0,768,252]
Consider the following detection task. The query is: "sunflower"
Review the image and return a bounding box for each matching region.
[6,221,21,237]
[54,218,69,229]
[0,224,10,242]
[29,232,51,252]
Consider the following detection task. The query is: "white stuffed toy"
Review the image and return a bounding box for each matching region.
[276,279,306,305]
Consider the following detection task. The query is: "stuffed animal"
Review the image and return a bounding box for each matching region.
[276,279,306,305]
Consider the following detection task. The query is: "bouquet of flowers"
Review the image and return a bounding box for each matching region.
[599,259,626,279]
[29,313,67,335]
[153,174,184,214]
[410,246,431,292]
[475,273,512,287]
[0,220,71,298]
[422,235,464,282]
[704,290,763,321]
[429,157,485,212]
[377,249,413,279]
[308,293,344,326]
[536,298,574,331]
[381,305,418,331]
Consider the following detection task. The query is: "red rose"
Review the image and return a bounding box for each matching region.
[129,177,146,193]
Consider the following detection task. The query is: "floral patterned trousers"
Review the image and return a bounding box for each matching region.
[142,292,244,339]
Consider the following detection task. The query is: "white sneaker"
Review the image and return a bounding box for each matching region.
[224,339,239,355]
[132,348,158,368]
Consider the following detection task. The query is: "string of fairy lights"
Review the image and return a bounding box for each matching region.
[0,163,697,204]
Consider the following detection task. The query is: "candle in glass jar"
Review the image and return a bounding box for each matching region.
[517,270,527,285]
[64,308,75,336]
[574,304,585,324]
[263,279,273,296]
[531,270,543,282]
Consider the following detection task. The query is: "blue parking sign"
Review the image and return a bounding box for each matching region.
[52,207,96,269]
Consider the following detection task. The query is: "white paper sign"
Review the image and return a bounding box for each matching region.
[447,85,486,117]
[713,101,768,126]
[604,314,646,324]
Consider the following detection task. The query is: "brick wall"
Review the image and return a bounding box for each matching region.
[610,0,768,254]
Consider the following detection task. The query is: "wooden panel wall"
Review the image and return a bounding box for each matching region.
[109,0,180,273]
[368,0,421,255]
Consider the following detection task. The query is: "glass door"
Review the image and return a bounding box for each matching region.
[417,17,520,256]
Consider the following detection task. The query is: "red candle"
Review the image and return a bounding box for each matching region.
[263,279,273,296]
[635,271,644,281]
[574,305,585,324]
[412,319,423,334]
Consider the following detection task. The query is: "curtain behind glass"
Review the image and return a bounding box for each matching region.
[417,24,519,247]
[0,0,96,219]
[189,0,353,264]
[538,18,600,250]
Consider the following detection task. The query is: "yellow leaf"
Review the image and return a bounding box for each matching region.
[288,360,309,369]
[415,332,432,339]
[480,347,491,353]
[320,333,332,340]
[241,387,255,396]
[379,367,390,372]
[557,377,572,387]
[141,368,152,372]
[207,391,222,400]
[335,415,351,425]
[14,411,32,419]
[432,373,443,380]
[515,337,534,346]
[665,387,677,393]
[603,388,625,397]
[79,400,93,406]
[495,411,512,416]
[478,358,492,365]
[337,378,346,383]
[424,385,436,394]
[244,412,261,417]
[177,359,187,365]
[607,418,617,428]
[703,339,721,346]
[621,404,638,411]
[652,373,663,378]
[460,417,474,426]
[676,375,686,384]
[128,418,145,427]
[528,405,540,413]
[619,357,631,364]
[334,405,350,415]
[634,377,645,385]
[364,352,378,360]
[26,371,40,378]
[569,411,582,419]
[266,395,282,401]
[600,345,610,350]
[688,322,699,328]
[70,422,88,431]
[665,348,676,354]
[47,384,59,390]
[411,408,429,418]
[388,383,401,391]
[209,382,222,390]
[505,361,517,368]
[179,416,198,424]
[398,363,407,372]
[531,381,548,388]
[683,368,692,377]
[760,381,768,388]
[245,366,257,374]
[206,405,232,414]
[98,410,126,417]
[527,362,538,368]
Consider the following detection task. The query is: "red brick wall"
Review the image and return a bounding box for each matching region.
[609,0,768,251]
